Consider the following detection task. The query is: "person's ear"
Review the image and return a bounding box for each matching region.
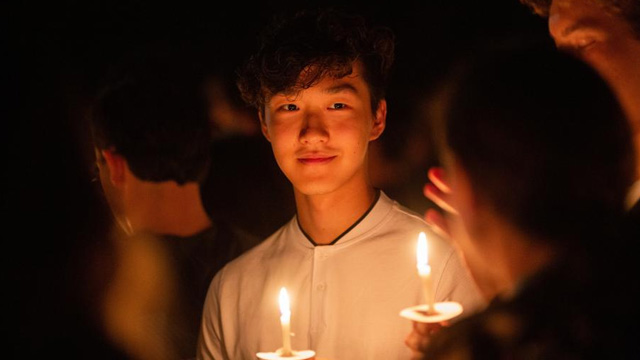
[258,110,271,142]
[369,99,387,141]
[101,149,127,187]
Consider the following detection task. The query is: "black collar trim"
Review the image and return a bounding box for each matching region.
[297,189,381,247]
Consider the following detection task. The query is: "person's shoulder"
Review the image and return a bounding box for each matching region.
[390,200,429,225]
[379,191,428,225]
[382,192,452,247]
[225,223,264,253]
[215,218,294,280]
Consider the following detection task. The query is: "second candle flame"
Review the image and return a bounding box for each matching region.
[279,287,292,356]
[279,287,290,316]
[417,232,430,275]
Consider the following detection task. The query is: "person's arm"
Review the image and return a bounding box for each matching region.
[197,270,228,360]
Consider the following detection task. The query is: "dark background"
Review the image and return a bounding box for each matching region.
[5,0,548,356]
[8,0,547,236]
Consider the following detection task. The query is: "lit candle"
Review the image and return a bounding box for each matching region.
[279,287,292,356]
[417,232,436,314]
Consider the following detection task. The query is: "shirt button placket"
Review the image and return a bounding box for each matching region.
[310,247,328,345]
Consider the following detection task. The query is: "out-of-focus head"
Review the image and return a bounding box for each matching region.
[90,56,211,186]
[236,7,395,116]
[435,40,634,255]
[89,54,211,229]
[520,0,640,159]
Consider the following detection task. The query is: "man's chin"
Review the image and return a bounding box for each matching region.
[292,181,339,197]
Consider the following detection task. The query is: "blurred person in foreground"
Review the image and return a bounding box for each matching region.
[89,53,259,359]
[198,7,484,360]
[424,0,640,253]
[524,0,640,200]
[405,41,638,359]
[418,1,640,353]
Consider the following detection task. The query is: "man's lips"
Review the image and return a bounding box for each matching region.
[297,155,336,164]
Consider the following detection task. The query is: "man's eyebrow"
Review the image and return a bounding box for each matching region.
[323,83,358,95]
[269,90,300,101]
[561,20,599,37]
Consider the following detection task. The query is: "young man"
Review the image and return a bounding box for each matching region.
[197,8,484,360]
[90,55,258,359]
[408,41,637,358]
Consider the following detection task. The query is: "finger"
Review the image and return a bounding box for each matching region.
[413,321,429,335]
[424,183,459,215]
[405,330,431,352]
[413,321,444,335]
[424,209,451,240]
[428,167,451,193]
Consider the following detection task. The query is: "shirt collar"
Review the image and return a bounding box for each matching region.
[293,190,395,248]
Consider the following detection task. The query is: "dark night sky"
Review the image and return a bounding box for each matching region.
[11,0,548,131]
[6,0,550,234]
[7,0,550,221]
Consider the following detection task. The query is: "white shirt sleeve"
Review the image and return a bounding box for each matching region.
[197,269,228,360]
[436,247,486,319]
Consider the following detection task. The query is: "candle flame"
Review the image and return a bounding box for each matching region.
[279,287,290,315]
[417,232,430,274]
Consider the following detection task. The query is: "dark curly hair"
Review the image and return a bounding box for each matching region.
[236,7,395,114]
[519,0,640,38]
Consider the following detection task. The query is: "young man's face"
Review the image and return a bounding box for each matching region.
[549,0,640,130]
[260,62,386,196]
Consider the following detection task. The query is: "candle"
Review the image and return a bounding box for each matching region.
[279,287,292,356]
[417,232,436,314]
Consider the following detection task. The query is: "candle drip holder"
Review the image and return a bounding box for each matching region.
[256,349,316,359]
[400,301,463,323]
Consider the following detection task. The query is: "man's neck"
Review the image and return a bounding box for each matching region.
[294,182,377,245]
[126,181,212,237]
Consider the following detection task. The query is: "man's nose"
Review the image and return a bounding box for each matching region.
[299,112,329,144]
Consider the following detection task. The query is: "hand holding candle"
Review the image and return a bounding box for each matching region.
[279,287,292,356]
[417,232,436,314]
[400,232,463,323]
[257,287,315,360]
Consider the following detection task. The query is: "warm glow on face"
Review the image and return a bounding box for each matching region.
[262,62,385,197]
[279,287,291,316]
[417,232,430,275]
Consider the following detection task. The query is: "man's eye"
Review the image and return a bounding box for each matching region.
[281,104,299,111]
[575,38,596,50]
[329,103,346,110]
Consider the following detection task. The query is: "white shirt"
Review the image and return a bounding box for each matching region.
[198,192,484,360]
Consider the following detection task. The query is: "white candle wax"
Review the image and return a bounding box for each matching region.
[417,232,436,314]
[279,287,292,356]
